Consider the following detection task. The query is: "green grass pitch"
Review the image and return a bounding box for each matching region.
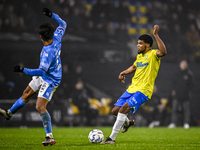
[0,127,199,150]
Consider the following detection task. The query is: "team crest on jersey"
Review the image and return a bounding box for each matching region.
[145,55,148,60]
[138,55,142,60]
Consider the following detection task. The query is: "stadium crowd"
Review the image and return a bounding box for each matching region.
[0,0,200,62]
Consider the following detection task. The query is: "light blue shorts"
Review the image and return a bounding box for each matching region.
[114,91,149,114]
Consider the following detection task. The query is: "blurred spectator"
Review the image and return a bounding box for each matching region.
[175,4,186,32]
[195,10,200,33]
[183,12,197,32]
[60,7,72,32]
[168,60,194,129]
[170,13,180,30]
[15,16,27,33]
[11,62,30,98]
[186,23,200,45]
[185,23,200,62]
[5,5,18,28]
[2,17,12,32]
[170,24,184,61]
[55,63,75,100]
[140,85,169,128]
[116,0,131,23]
[104,0,117,22]
[74,64,83,80]
[147,1,163,23]
[105,21,116,42]
[70,79,98,126]
[73,0,87,15]
[158,24,173,61]
[0,70,15,99]
[0,3,5,17]
[47,0,61,13]
[91,0,106,25]
[115,22,131,44]
[69,7,84,33]
[160,3,170,23]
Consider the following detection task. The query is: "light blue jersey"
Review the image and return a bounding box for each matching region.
[39,26,65,86]
[23,13,67,86]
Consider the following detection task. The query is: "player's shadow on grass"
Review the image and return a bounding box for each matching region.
[56,142,99,147]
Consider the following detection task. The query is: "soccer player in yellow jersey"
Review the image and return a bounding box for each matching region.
[101,25,167,144]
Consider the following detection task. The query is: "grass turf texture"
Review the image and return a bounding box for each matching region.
[0,127,199,150]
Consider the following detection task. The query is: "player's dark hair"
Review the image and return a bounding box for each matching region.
[39,23,55,41]
[138,34,153,47]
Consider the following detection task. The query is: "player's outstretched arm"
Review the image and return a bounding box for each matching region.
[118,64,136,83]
[153,25,167,58]
[42,8,67,29]
[14,65,45,76]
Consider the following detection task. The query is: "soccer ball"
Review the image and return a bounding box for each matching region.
[88,129,104,143]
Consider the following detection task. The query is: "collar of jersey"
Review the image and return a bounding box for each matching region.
[44,40,53,46]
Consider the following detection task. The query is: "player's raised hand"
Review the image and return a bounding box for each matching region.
[42,8,52,18]
[153,25,159,36]
[14,65,24,73]
[118,73,125,83]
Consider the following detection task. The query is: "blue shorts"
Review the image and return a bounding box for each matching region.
[114,91,149,114]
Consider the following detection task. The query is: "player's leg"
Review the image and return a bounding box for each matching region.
[112,91,133,125]
[101,92,148,144]
[0,85,35,120]
[101,92,133,144]
[101,102,131,144]
[110,102,131,139]
[111,105,133,133]
[36,80,57,146]
[36,97,55,146]
[111,106,120,116]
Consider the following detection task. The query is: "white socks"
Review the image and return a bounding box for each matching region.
[7,109,13,117]
[124,114,130,126]
[46,133,53,138]
[110,113,126,140]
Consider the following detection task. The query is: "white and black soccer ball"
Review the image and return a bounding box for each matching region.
[88,129,104,143]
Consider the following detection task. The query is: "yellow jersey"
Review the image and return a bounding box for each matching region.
[127,49,161,99]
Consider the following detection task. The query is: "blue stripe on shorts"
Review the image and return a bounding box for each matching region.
[114,91,149,114]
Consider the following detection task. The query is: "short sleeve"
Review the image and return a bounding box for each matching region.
[153,49,161,60]
[53,26,65,42]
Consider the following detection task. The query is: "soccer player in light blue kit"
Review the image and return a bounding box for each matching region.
[0,8,66,146]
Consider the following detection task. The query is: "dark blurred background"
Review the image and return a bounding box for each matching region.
[0,0,200,127]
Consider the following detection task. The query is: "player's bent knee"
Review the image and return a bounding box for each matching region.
[36,105,45,114]
[21,86,35,102]
[119,103,131,114]
[111,107,120,116]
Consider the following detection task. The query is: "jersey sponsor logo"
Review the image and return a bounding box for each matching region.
[57,28,63,34]
[137,62,148,68]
